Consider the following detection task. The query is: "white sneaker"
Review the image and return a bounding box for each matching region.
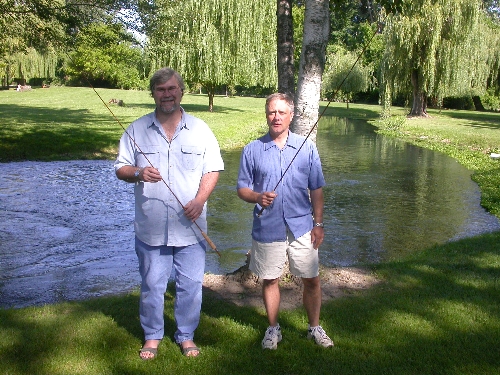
[307,326,334,348]
[262,325,282,350]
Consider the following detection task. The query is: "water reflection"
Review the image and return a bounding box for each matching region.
[317,117,500,265]
[0,117,498,308]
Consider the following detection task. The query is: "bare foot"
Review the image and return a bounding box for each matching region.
[180,340,200,357]
[139,339,161,360]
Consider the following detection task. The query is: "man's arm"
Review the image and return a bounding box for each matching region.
[237,187,277,207]
[116,166,162,183]
[310,187,324,249]
[184,171,220,221]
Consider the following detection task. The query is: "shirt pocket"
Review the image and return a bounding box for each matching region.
[135,146,160,168]
[293,166,310,190]
[181,145,204,171]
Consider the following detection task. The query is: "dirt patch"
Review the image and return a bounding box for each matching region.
[203,261,380,310]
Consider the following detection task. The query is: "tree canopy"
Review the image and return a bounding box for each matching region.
[142,0,277,111]
[381,0,499,116]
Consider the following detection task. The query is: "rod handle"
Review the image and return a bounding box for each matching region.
[201,231,221,257]
[257,207,264,218]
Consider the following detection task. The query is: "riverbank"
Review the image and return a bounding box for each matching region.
[1,89,499,374]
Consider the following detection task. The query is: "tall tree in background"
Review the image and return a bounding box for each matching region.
[292,0,330,143]
[144,0,276,112]
[381,0,491,116]
[277,0,295,95]
[0,0,138,86]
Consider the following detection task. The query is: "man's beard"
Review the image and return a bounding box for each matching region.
[158,101,179,114]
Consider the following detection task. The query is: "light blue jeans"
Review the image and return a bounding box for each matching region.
[135,237,206,344]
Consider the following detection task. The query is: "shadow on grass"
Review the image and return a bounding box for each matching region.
[431,109,500,130]
[0,104,121,161]
[0,235,499,374]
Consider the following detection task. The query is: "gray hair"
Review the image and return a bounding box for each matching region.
[265,92,294,114]
[149,68,185,95]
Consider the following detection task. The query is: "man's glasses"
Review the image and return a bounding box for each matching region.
[155,86,180,95]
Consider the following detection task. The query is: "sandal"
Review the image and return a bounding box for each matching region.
[180,345,200,357]
[139,347,158,360]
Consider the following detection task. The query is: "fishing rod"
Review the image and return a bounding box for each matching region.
[257,21,384,218]
[78,71,221,257]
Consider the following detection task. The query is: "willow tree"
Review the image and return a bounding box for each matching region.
[144,0,277,111]
[291,0,330,143]
[381,0,492,117]
[322,45,373,108]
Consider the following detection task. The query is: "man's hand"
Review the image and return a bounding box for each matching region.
[184,198,204,222]
[311,226,324,249]
[141,166,162,183]
[258,191,277,207]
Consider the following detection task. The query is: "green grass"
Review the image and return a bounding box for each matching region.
[1,87,500,374]
[0,86,268,161]
[1,232,499,375]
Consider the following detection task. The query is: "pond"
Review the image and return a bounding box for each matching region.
[1,117,498,308]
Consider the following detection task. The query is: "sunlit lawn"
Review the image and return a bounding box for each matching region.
[1,86,500,374]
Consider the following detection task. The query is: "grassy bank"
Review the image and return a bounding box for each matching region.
[1,87,499,374]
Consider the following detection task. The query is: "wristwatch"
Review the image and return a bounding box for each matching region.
[314,222,324,228]
[134,168,142,180]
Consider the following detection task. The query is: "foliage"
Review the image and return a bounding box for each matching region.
[65,23,144,89]
[381,0,499,116]
[322,44,373,105]
[0,0,142,87]
[142,0,277,111]
[481,87,500,110]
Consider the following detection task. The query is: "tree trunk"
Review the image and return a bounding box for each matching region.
[291,0,330,144]
[203,82,216,112]
[277,0,295,95]
[409,68,429,117]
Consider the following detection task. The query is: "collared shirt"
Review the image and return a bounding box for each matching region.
[114,108,224,247]
[237,131,325,243]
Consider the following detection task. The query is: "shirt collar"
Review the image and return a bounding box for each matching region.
[149,107,189,130]
[263,130,301,151]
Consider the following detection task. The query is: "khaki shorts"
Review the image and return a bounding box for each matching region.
[249,229,319,279]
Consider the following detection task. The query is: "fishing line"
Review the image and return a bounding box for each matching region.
[257,21,384,217]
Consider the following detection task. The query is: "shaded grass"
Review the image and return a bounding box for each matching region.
[1,232,499,375]
[0,87,268,161]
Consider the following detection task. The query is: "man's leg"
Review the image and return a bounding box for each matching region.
[262,278,280,326]
[172,241,206,357]
[302,276,321,327]
[135,238,173,359]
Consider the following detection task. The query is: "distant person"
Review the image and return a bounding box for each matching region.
[115,67,224,360]
[237,92,333,350]
[16,84,21,92]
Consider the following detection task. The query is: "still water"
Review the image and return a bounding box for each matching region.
[1,117,499,308]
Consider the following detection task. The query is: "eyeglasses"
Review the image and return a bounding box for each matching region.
[155,86,180,95]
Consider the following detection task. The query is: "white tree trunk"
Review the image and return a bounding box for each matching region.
[292,0,329,144]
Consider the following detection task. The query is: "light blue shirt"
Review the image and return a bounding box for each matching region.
[115,108,224,247]
[237,131,325,243]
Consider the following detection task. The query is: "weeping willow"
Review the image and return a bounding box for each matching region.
[11,47,59,82]
[381,0,497,116]
[146,0,277,110]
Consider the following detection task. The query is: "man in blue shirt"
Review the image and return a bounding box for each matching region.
[237,92,333,350]
[115,68,224,359]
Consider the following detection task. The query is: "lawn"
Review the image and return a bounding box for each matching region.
[1,86,499,375]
